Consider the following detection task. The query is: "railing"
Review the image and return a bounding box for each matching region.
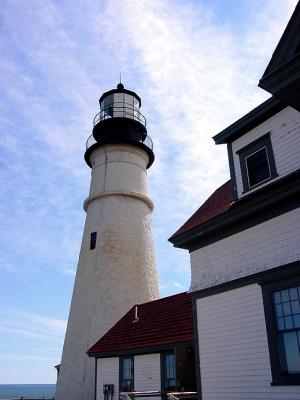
[93,102,147,127]
[166,393,197,400]
[120,391,160,400]
[119,391,197,400]
[85,133,153,152]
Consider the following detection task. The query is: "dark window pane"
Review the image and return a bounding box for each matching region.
[164,353,176,391]
[90,232,97,250]
[165,354,175,379]
[281,290,290,302]
[274,291,282,304]
[121,380,133,392]
[276,304,283,317]
[291,300,300,314]
[289,288,299,300]
[121,357,133,392]
[283,302,292,316]
[285,316,294,329]
[294,314,300,328]
[246,147,270,187]
[277,317,285,331]
[282,332,300,373]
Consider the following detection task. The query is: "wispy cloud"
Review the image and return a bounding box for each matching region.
[0,308,66,381]
[160,281,187,293]
[94,0,296,236]
[0,309,67,339]
[61,268,76,276]
[0,0,296,282]
[0,354,54,361]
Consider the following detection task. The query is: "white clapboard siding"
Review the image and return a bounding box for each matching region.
[197,284,300,400]
[190,207,300,291]
[134,354,161,400]
[96,358,119,400]
[231,106,300,198]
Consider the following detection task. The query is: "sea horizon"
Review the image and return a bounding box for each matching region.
[0,384,56,399]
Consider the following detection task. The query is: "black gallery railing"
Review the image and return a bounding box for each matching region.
[86,133,153,152]
[93,103,147,127]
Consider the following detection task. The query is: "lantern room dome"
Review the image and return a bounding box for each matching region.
[84,84,154,169]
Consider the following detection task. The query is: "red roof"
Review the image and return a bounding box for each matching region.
[88,292,193,355]
[170,180,233,239]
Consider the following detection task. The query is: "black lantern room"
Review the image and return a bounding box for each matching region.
[85,84,154,168]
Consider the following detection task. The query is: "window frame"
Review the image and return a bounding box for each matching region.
[236,132,278,193]
[261,276,300,386]
[90,232,97,250]
[161,351,176,393]
[119,355,134,393]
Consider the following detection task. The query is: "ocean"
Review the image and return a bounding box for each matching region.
[0,385,55,399]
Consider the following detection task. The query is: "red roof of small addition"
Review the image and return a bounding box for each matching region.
[170,180,233,240]
[87,292,193,356]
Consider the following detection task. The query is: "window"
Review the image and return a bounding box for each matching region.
[120,356,134,392]
[273,287,300,374]
[246,147,270,187]
[162,352,176,392]
[262,276,300,385]
[90,232,97,250]
[237,133,278,192]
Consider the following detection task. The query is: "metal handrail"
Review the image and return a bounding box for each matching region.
[93,102,147,127]
[119,391,197,400]
[120,391,161,400]
[166,392,197,400]
[85,134,153,152]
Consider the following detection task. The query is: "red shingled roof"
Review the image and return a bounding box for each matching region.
[88,292,193,355]
[170,180,233,239]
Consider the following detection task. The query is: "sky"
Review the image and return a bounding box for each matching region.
[0,0,298,385]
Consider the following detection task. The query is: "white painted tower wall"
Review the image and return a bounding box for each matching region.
[55,143,159,400]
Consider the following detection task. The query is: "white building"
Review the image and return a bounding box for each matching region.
[88,292,196,400]
[169,2,300,399]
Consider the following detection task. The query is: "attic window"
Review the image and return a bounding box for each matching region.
[246,147,270,187]
[90,232,97,250]
[237,133,278,192]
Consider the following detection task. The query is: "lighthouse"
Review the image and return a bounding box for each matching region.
[55,84,160,400]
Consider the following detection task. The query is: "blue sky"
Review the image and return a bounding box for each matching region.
[0,0,297,385]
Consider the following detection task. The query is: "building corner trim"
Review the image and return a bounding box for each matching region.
[192,298,202,400]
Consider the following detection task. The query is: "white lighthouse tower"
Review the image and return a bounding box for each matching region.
[55,84,160,400]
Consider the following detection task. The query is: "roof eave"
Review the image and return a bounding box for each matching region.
[169,207,234,249]
[169,170,300,249]
[213,97,285,144]
[87,339,194,358]
[260,1,300,79]
[258,55,300,111]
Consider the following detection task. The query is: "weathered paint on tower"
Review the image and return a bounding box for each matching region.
[55,85,160,400]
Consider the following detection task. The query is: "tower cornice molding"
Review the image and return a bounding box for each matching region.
[83,190,154,212]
